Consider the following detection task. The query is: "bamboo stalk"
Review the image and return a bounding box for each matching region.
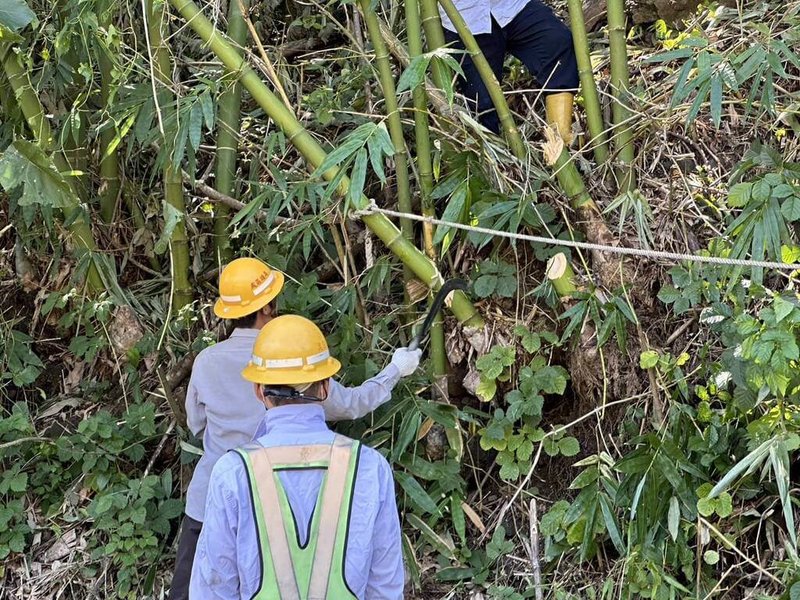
[213,0,249,263]
[98,4,121,223]
[358,0,414,293]
[418,0,448,90]
[3,50,104,293]
[436,0,525,158]
[170,0,484,328]
[607,0,635,191]
[406,0,448,389]
[565,0,609,164]
[145,0,193,309]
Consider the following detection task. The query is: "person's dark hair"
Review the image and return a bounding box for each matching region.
[231,311,259,329]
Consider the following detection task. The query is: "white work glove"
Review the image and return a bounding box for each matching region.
[391,347,423,377]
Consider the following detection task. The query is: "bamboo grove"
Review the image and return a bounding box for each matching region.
[0,0,639,332]
[3,0,800,596]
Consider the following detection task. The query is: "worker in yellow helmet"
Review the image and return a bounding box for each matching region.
[168,258,419,600]
[189,315,404,597]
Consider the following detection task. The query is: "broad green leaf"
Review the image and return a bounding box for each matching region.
[781,197,800,221]
[727,182,752,208]
[473,274,497,298]
[559,437,580,457]
[0,141,75,208]
[0,0,35,32]
[790,582,800,600]
[639,350,659,369]
[476,377,497,402]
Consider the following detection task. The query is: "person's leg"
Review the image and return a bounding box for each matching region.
[443,22,507,133]
[168,516,203,600]
[504,0,578,141]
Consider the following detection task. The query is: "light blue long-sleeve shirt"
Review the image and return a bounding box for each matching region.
[184,328,401,521]
[189,404,404,599]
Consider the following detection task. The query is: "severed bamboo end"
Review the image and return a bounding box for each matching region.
[546,252,577,298]
[542,125,564,166]
[405,278,429,305]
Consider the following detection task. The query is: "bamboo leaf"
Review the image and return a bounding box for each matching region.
[154,200,184,255]
[396,55,431,94]
[395,471,440,515]
[312,122,374,176]
[188,102,203,151]
[392,409,421,461]
[668,496,680,541]
[405,513,455,559]
[347,148,368,208]
[710,74,722,128]
[708,438,774,498]
[599,494,624,553]
[769,442,797,549]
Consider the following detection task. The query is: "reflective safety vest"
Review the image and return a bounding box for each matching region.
[235,435,361,600]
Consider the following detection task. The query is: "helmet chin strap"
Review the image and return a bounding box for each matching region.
[262,385,325,403]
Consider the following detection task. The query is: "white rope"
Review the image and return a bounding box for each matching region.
[353,202,800,272]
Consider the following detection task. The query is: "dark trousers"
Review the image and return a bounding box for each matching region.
[444,0,579,133]
[168,516,203,600]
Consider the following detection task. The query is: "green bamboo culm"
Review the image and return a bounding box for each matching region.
[2,49,104,293]
[97,0,121,223]
[358,0,415,291]
[169,0,484,329]
[406,0,448,387]
[145,0,193,309]
[565,0,609,164]
[607,0,636,191]
[436,0,526,159]
[213,0,249,263]
[418,0,448,90]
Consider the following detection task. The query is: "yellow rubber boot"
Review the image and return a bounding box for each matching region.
[545,92,575,145]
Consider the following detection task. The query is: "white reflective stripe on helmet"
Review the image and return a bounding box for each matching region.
[306,350,330,365]
[264,357,304,368]
[252,272,276,297]
[220,294,243,303]
[251,349,330,370]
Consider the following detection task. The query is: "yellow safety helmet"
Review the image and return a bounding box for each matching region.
[213,257,285,319]
[241,315,342,385]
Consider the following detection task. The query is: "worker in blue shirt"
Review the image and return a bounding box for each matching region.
[190,314,404,598]
[441,0,579,142]
[169,257,420,599]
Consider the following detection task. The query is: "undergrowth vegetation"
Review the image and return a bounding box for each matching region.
[1,0,799,598]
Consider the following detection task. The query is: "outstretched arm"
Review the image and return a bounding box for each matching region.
[322,347,422,421]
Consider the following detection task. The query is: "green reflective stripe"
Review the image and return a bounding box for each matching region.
[239,440,360,600]
[324,441,360,599]
[235,448,279,598]
[273,471,326,593]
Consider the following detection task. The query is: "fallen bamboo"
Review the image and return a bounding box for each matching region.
[170,0,484,329]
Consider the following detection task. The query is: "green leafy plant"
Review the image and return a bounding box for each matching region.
[473,259,518,299]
